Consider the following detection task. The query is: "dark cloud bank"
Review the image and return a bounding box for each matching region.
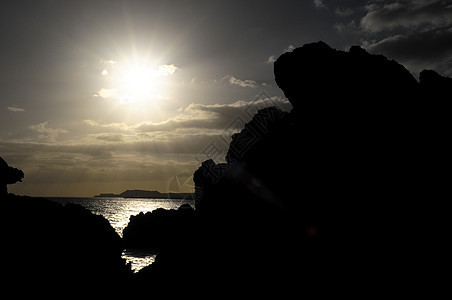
[362,0,452,76]
[318,0,452,76]
[2,41,449,295]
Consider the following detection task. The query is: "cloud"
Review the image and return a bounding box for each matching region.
[83,119,132,131]
[283,45,295,52]
[102,59,117,65]
[223,75,258,88]
[99,59,116,76]
[81,97,292,152]
[333,21,358,34]
[136,119,216,133]
[92,88,118,98]
[7,106,25,112]
[364,27,452,76]
[136,97,292,133]
[1,140,199,195]
[335,6,354,17]
[361,1,452,33]
[92,61,179,103]
[96,134,124,142]
[29,121,68,142]
[2,97,291,195]
[266,55,277,64]
[313,0,326,9]
[267,45,295,64]
[347,1,452,76]
[157,64,179,76]
[365,28,452,60]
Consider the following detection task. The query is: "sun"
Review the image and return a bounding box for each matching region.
[116,62,162,102]
[100,57,178,105]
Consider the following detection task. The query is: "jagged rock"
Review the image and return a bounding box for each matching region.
[122,205,195,249]
[185,41,451,293]
[0,157,24,196]
[118,41,450,294]
[419,69,452,95]
[274,41,418,109]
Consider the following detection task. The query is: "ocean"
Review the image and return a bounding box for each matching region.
[48,196,194,272]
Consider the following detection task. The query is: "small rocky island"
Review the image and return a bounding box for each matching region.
[94,189,194,199]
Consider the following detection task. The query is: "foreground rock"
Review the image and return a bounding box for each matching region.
[138,41,450,295]
[123,204,196,250]
[1,194,131,293]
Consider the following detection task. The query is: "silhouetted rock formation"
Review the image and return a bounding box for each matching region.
[142,41,450,295]
[0,157,24,196]
[275,41,419,109]
[123,204,195,250]
[2,194,131,294]
[420,69,452,89]
[2,41,448,295]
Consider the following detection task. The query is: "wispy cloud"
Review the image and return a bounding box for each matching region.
[7,106,25,112]
[3,97,291,196]
[223,75,258,88]
[84,97,291,137]
[357,0,452,76]
[157,64,179,76]
[83,120,131,131]
[335,6,354,17]
[92,88,119,98]
[95,133,124,143]
[0,140,199,196]
[361,0,452,33]
[29,121,68,142]
[284,45,295,52]
[313,0,326,9]
[266,55,277,64]
[267,45,295,64]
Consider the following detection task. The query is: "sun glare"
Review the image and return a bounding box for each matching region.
[115,62,162,103]
[100,57,178,105]
[122,65,159,95]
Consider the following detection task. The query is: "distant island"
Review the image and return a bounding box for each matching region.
[94,189,194,200]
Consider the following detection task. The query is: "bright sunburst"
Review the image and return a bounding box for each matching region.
[98,57,178,105]
[118,63,160,99]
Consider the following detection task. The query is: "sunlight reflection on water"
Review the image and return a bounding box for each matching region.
[51,196,193,272]
[121,249,157,272]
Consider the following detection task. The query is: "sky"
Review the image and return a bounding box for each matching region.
[1,0,451,196]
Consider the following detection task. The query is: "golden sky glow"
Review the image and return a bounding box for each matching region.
[97,57,179,105]
[1,1,451,196]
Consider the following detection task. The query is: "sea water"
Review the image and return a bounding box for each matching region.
[48,197,194,272]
